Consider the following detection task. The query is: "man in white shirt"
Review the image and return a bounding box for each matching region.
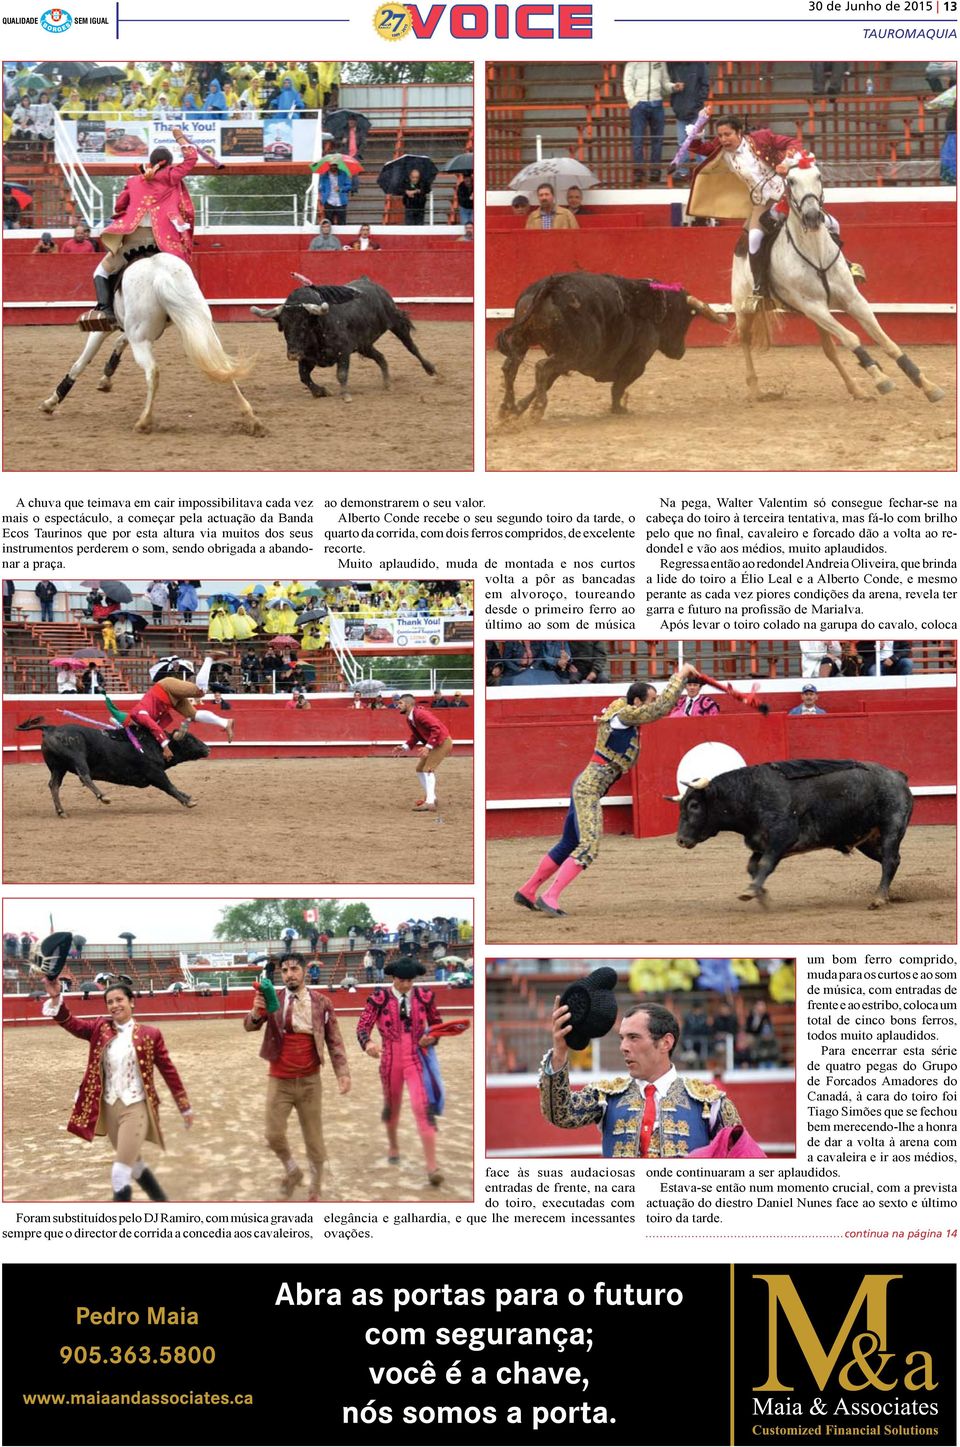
[42,974,193,1201]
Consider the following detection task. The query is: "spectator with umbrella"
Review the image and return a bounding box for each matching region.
[446,152,474,225]
[525,182,578,231]
[313,152,362,225]
[378,154,438,225]
[325,108,370,159]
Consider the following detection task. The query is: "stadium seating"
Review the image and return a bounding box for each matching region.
[487,60,951,191]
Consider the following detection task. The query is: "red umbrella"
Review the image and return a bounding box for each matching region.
[4,183,34,211]
[49,656,87,669]
[268,635,298,650]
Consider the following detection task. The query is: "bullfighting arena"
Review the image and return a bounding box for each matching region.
[3,1019,472,1203]
[487,825,957,947]
[485,344,957,473]
[2,756,473,885]
[2,321,472,471]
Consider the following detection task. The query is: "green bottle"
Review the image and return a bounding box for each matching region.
[257,970,280,1013]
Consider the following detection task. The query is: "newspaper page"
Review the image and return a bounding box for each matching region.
[0,1,957,1444]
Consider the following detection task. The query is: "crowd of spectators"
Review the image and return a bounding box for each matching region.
[3,62,343,138]
[486,637,951,690]
[487,640,609,686]
[799,639,916,677]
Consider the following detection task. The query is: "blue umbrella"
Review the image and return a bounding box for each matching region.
[209,592,243,612]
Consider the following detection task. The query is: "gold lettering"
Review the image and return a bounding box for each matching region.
[752,1273,901,1392]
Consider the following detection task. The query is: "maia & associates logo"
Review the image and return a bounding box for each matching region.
[41,7,73,31]
[732,1266,954,1443]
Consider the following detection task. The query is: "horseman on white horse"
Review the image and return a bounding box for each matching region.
[90,125,197,324]
[684,112,864,303]
[681,111,944,406]
[40,124,263,435]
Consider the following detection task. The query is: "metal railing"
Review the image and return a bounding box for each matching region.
[52,109,104,226]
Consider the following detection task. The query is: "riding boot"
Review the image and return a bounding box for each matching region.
[94,272,117,320]
[136,1167,168,1202]
[748,248,767,299]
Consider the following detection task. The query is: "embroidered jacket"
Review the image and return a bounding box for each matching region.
[101,145,198,260]
[356,987,443,1106]
[51,1001,191,1146]
[538,1057,741,1158]
[591,670,686,774]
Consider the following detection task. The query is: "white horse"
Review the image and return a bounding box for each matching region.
[734,160,945,405]
[40,252,264,435]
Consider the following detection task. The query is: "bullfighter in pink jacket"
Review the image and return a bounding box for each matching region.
[356,957,445,1186]
[92,124,197,322]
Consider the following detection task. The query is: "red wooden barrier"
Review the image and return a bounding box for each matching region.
[3,244,473,325]
[485,687,955,838]
[485,221,956,347]
[3,694,474,762]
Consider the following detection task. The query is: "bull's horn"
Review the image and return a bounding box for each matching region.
[687,295,727,325]
[302,301,330,317]
[664,794,684,803]
[250,305,283,319]
[690,776,711,790]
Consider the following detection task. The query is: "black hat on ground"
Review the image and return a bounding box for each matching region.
[559,966,619,1051]
[384,957,426,980]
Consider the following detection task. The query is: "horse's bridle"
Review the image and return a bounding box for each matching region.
[781,173,843,304]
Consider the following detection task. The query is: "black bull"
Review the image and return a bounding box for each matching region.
[671,759,914,909]
[497,271,726,420]
[251,276,437,401]
[16,717,210,816]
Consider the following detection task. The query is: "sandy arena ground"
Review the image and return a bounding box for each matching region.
[3,1017,472,1203]
[487,826,957,946]
[3,321,472,471]
[3,756,472,884]
[485,344,956,472]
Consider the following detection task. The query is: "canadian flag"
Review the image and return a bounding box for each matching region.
[303,908,317,923]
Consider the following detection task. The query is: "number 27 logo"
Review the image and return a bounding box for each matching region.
[373,4,413,40]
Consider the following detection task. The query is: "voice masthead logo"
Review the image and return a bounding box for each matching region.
[41,7,73,31]
[373,3,593,41]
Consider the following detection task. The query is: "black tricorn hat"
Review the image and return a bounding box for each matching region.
[559,967,619,1051]
[384,956,426,980]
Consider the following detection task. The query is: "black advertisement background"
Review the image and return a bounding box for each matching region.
[3,1263,955,1446]
[4,1262,723,1447]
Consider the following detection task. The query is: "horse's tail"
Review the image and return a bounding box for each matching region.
[155,262,253,384]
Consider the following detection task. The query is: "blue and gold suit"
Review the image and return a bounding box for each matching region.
[549,671,686,869]
[538,1055,741,1158]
